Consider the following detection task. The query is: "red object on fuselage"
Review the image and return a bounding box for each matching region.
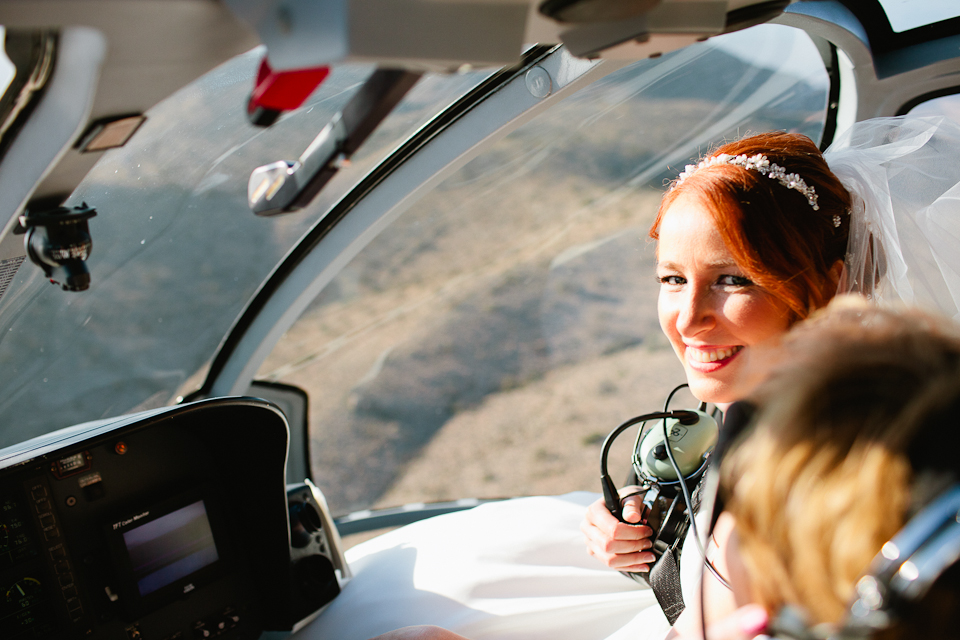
[249,58,330,113]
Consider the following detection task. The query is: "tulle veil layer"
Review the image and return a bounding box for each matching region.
[825,116,960,319]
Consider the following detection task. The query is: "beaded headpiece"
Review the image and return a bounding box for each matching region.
[675,153,840,228]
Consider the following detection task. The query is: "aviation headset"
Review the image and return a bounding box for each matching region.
[599,384,723,624]
[764,481,960,639]
[750,402,960,640]
[602,388,960,637]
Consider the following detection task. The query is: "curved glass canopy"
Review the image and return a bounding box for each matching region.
[257,24,831,515]
[0,19,830,520]
[0,48,493,445]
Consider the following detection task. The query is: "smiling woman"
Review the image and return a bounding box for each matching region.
[583,132,853,584]
[650,132,852,403]
[586,116,960,630]
[655,196,792,403]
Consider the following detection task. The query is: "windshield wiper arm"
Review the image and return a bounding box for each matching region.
[248,68,421,216]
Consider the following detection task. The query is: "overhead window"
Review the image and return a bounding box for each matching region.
[878,0,960,33]
[907,92,960,126]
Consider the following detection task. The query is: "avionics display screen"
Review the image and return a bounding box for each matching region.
[122,500,219,596]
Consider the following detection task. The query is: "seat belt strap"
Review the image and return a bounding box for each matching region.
[649,548,685,625]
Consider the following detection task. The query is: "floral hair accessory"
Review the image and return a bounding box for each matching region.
[676,153,835,226]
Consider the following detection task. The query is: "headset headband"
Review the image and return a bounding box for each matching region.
[768,483,960,639]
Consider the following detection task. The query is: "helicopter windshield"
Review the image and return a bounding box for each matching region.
[255,23,831,516]
[0,49,493,445]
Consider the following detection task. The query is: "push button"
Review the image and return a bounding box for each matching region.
[66,596,81,609]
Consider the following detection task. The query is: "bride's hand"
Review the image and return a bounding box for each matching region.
[581,487,655,571]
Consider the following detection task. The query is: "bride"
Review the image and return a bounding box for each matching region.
[300,115,960,640]
[584,114,960,574]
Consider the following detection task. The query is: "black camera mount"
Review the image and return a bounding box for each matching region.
[20,202,97,292]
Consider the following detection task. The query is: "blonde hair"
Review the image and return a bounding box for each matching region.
[720,299,960,631]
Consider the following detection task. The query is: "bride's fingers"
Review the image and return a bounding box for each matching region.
[584,497,621,536]
[620,493,645,524]
[582,495,657,570]
[582,518,653,550]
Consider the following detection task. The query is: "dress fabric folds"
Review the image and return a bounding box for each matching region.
[299,493,687,640]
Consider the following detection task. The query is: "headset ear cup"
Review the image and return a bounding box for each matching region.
[832,484,960,639]
[832,563,960,640]
[901,562,960,638]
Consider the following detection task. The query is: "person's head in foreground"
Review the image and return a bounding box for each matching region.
[651,132,852,405]
[719,298,960,639]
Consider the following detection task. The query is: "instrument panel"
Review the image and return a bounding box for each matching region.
[0,488,54,638]
[0,397,344,639]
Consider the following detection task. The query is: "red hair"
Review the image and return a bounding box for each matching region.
[650,132,851,322]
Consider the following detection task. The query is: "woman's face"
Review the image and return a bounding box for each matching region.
[657,193,792,403]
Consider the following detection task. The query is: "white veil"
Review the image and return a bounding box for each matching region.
[823,116,960,319]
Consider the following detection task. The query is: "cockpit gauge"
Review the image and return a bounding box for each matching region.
[6,577,43,608]
[2,576,51,637]
[0,498,35,568]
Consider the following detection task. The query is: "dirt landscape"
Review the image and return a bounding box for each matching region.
[260,171,688,512]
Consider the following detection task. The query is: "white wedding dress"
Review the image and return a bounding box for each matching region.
[299,492,703,640]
